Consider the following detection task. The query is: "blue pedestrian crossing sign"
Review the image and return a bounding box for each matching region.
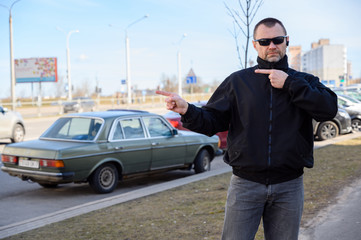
[186,68,197,84]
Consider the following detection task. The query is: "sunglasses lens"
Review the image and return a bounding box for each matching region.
[272,37,285,44]
[258,39,271,46]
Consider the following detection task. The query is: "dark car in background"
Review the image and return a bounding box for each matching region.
[0,106,25,143]
[337,94,361,132]
[312,108,352,140]
[63,97,96,113]
[164,101,228,151]
[1,110,219,194]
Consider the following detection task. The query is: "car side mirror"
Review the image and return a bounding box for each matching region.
[1,107,8,114]
[172,129,178,136]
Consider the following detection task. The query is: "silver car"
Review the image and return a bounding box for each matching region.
[0,106,25,142]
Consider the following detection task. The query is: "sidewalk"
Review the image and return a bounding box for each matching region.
[299,132,361,240]
[300,177,361,240]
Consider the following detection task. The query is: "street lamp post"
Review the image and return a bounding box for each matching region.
[0,0,22,110]
[57,28,79,101]
[125,14,149,104]
[176,33,187,97]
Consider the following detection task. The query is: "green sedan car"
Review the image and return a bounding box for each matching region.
[1,110,219,194]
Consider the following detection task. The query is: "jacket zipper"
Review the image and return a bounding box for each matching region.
[268,87,273,174]
[267,65,275,185]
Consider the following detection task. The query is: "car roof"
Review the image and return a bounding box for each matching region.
[65,110,158,120]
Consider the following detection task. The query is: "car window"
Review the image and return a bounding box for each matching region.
[338,98,347,107]
[120,118,145,139]
[341,95,360,103]
[41,117,103,140]
[111,122,124,140]
[143,117,172,137]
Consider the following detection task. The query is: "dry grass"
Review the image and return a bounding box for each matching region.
[6,137,361,240]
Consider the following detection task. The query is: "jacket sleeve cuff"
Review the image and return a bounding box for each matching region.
[181,103,197,123]
[283,76,292,90]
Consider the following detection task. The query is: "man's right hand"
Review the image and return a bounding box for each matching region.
[156,90,188,115]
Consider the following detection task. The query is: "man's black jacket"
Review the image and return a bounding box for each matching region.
[181,55,338,185]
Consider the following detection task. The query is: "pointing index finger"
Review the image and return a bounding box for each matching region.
[156,90,173,97]
[255,69,272,74]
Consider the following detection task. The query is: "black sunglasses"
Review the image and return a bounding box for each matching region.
[254,36,287,46]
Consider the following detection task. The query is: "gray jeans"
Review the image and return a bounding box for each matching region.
[221,175,304,240]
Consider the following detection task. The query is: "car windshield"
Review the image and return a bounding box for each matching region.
[341,95,360,104]
[41,117,103,141]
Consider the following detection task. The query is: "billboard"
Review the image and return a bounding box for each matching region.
[15,57,58,83]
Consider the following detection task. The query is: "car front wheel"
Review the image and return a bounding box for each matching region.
[352,119,361,132]
[11,124,25,143]
[317,121,338,140]
[89,163,118,194]
[194,149,211,173]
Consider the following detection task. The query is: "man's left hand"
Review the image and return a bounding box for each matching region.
[255,69,288,89]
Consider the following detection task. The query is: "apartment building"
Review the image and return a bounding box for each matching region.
[288,39,348,87]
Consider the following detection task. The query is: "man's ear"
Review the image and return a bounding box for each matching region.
[286,41,289,46]
[286,36,289,46]
[252,40,257,49]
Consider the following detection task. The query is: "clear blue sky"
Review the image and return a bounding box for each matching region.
[1,0,360,98]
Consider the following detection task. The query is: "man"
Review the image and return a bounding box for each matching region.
[157,17,337,240]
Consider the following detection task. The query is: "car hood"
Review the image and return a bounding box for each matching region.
[345,104,361,115]
[2,139,99,159]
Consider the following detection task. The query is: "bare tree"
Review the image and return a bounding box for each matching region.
[225,0,264,69]
[159,73,178,93]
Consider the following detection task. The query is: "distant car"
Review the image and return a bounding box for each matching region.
[312,108,352,140]
[63,97,96,113]
[164,101,228,151]
[337,94,361,132]
[333,89,361,101]
[0,106,25,143]
[1,110,219,194]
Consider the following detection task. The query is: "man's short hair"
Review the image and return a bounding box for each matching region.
[253,17,287,39]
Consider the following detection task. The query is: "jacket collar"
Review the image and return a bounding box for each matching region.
[256,55,289,72]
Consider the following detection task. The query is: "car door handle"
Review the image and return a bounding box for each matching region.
[115,146,124,150]
[151,142,159,146]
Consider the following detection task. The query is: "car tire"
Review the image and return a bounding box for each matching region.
[194,149,211,173]
[352,119,361,132]
[89,163,118,194]
[11,124,25,143]
[39,183,58,188]
[317,121,339,140]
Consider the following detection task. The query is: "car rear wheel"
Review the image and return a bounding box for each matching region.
[194,149,211,173]
[317,121,339,140]
[352,119,361,132]
[89,163,118,194]
[11,124,25,143]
